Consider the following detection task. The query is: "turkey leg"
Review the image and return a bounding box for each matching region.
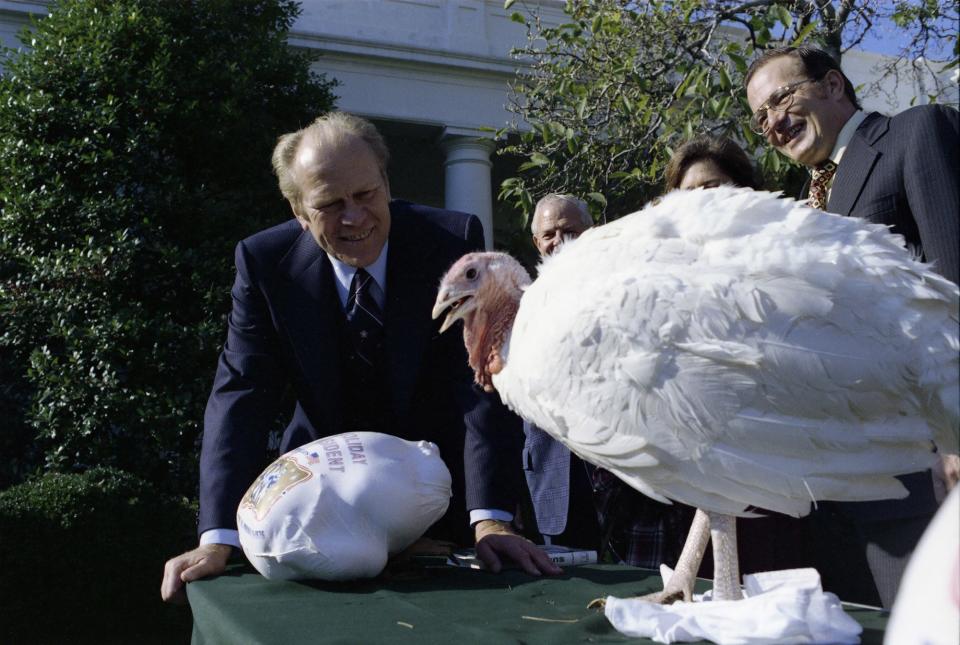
[707,511,743,601]
[588,507,711,608]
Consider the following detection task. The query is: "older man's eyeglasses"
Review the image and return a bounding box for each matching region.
[749,78,819,135]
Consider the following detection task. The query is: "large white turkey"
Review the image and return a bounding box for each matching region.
[432,187,959,603]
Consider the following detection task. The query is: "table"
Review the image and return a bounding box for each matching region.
[188,563,888,644]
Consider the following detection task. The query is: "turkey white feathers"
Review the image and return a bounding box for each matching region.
[433,187,959,523]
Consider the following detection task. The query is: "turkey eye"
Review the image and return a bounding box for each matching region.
[466,268,478,280]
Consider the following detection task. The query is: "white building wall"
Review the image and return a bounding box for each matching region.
[843,48,959,113]
[0,1,44,50]
[286,0,568,246]
[291,0,552,130]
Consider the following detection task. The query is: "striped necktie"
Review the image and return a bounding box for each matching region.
[346,268,384,368]
[808,160,837,210]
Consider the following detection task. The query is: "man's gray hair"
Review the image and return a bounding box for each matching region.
[271,112,390,204]
[532,193,592,232]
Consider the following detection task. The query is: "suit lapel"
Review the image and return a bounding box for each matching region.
[384,208,442,422]
[828,113,888,216]
[275,229,342,426]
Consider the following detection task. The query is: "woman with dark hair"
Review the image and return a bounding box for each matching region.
[664,135,760,191]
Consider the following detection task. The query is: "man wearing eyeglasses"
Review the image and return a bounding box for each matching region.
[744,46,959,609]
[745,45,958,285]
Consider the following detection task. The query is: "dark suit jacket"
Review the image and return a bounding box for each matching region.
[198,200,524,544]
[827,105,959,285]
[801,104,957,523]
[799,106,957,605]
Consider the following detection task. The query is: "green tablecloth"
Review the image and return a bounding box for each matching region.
[188,563,888,644]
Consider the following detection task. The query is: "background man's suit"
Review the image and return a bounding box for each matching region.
[804,104,958,607]
[524,423,698,570]
[522,422,601,549]
[199,200,524,545]
[826,105,959,284]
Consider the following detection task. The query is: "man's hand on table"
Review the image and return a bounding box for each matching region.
[474,519,562,576]
[161,543,233,604]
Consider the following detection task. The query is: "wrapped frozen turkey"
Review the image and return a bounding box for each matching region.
[237,431,451,580]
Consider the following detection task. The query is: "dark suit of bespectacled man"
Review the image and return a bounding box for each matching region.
[161,112,561,603]
[746,46,959,608]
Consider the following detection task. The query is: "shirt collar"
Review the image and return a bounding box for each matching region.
[827,109,867,167]
[327,242,389,309]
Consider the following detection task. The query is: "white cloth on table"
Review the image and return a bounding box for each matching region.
[604,567,862,644]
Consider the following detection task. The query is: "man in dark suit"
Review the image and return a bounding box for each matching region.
[162,112,558,603]
[745,46,958,284]
[745,46,959,607]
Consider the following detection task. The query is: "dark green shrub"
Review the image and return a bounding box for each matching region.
[0,467,197,641]
[0,0,337,493]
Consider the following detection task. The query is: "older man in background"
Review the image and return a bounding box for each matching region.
[530,193,593,257]
[523,195,600,550]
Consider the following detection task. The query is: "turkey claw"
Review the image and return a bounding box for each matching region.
[586,586,687,610]
[638,588,686,604]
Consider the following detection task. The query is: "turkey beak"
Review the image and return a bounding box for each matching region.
[432,289,474,334]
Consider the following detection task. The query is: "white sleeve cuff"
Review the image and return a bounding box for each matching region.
[470,508,514,525]
[200,528,241,548]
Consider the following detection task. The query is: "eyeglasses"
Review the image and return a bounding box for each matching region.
[749,78,820,135]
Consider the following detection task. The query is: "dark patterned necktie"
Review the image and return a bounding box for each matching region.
[808,160,837,210]
[346,268,384,368]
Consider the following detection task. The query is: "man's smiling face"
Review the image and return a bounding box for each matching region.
[291,133,391,267]
[746,55,849,167]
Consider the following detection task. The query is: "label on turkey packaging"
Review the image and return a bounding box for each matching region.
[239,457,312,521]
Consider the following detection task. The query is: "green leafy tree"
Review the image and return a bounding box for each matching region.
[499,0,958,224]
[0,0,337,494]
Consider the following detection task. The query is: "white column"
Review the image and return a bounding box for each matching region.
[439,128,496,250]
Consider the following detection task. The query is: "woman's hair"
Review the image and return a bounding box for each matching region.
[664,135,760,191]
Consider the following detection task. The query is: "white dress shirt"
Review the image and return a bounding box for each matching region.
[823,109,867,201]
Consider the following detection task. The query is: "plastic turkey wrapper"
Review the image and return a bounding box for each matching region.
[237,431,451,581]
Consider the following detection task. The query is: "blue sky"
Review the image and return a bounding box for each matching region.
[845,8,956,61]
